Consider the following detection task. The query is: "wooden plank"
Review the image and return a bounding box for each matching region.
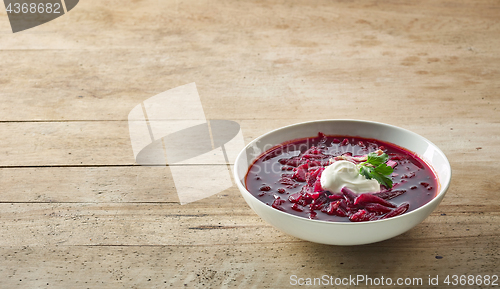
[0,1,498,121]
[0,211,498,288]
[0,49,498,122]
[0,244,488,288]
[0,119,498,166]
[0,164,496,206]
[0,200,498,246]
[0,201,283,246]
[0,166,179,203]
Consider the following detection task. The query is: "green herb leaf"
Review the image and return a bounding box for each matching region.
[359,166,373,180]
[358,153,394,188]
[374,163,393,175]
[370,168,393,189]
[366,152,388,166]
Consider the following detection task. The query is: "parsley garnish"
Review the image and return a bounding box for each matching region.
[358,152,394,188]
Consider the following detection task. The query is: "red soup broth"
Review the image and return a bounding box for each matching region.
[245,133,439,222]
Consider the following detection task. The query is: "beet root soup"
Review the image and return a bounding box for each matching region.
[245,133,439,222]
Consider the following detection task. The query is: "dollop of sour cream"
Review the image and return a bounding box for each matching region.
[320,160,380,194]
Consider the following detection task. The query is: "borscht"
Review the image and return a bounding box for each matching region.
[245,132,439,222]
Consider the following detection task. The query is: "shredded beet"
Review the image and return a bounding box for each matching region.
[381,203,410,219]
[373,189,406,200]
[365,203,393,214]
[341,187,358,204]
[271,197,286,211]
[353,193,396,208]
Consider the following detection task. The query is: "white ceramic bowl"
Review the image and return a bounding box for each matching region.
[233,120,451,245]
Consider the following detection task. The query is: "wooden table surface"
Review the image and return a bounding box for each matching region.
[1,0,499,288]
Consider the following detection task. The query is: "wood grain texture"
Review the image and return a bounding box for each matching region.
[0,0,499,288]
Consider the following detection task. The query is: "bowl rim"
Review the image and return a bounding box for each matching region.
[233,119,452,226]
